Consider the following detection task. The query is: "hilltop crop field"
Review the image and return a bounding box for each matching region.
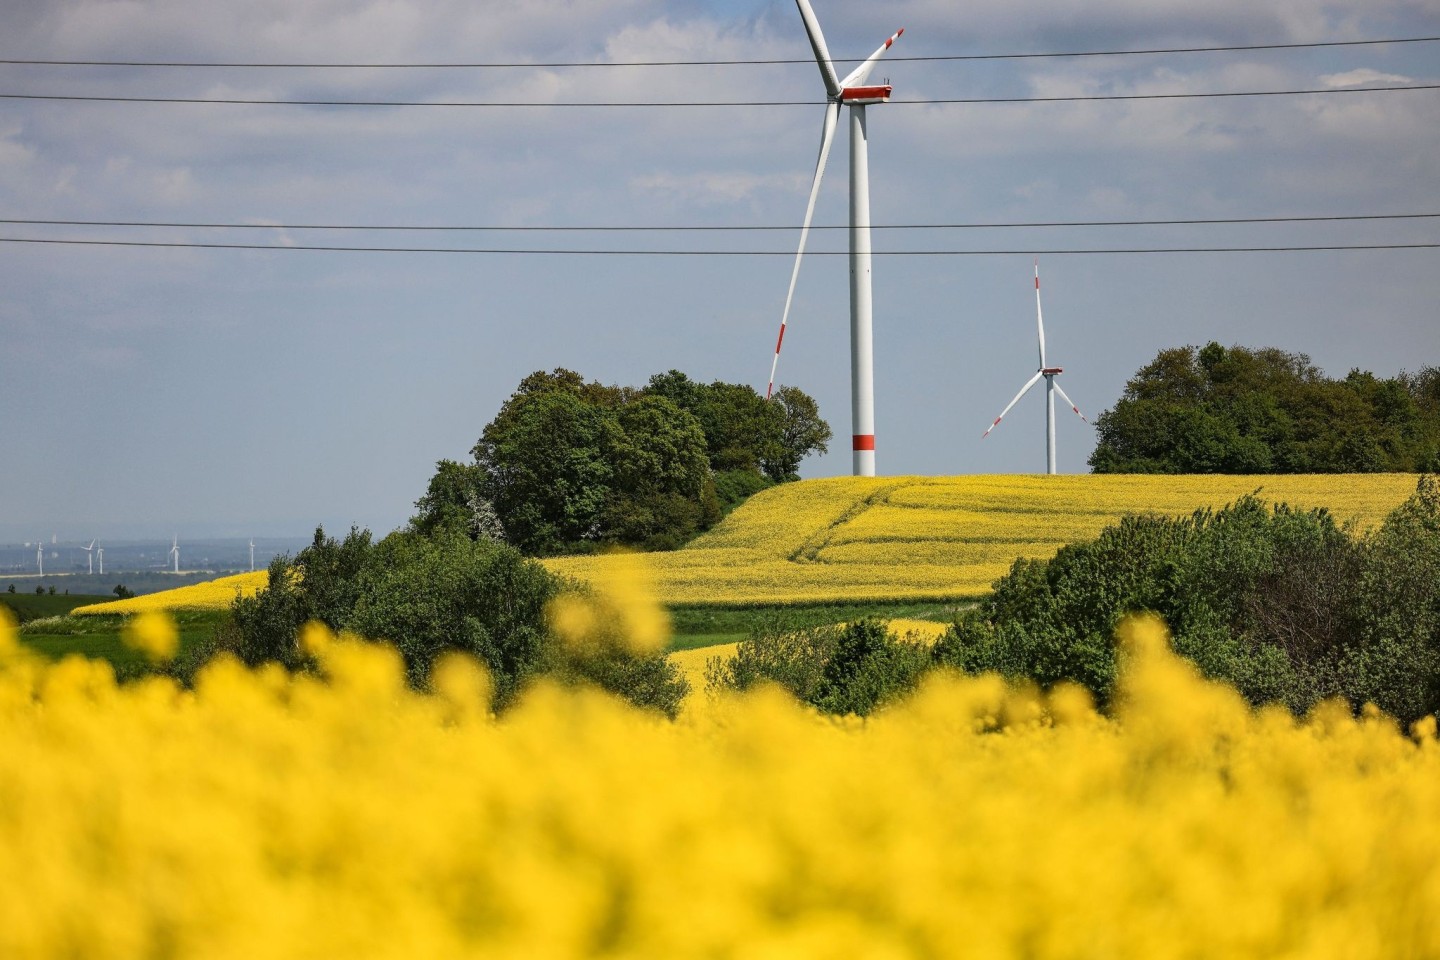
[4,608,1440,957]
[546,474,1418,606]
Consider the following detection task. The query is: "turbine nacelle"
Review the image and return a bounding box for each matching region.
[839,85,892,104]
[1041,367,1064,375]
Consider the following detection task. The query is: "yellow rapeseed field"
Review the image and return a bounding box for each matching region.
[72,570,269,615]
[3,606,1439,957]
[546,474,1417,605]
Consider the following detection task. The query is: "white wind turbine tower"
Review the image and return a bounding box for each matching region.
[83,539,96,575]
[97,545,104,576]
[169,536,180,574]
[982,262,1090,474]
[249,538,255,572]
[35,540,43,576]
[765,0,903,477]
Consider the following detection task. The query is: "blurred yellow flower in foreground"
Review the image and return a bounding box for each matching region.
[2,612,1439,958]
[548,550,669,656]
[121,610,178,662]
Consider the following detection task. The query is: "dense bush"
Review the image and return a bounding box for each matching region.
[935,476,1440,721]
[208,526,687,714]
[707,615,931,717]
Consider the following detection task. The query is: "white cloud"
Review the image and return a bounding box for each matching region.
[1321,68,1414,87]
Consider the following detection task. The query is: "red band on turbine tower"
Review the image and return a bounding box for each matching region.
[853,434,876,451]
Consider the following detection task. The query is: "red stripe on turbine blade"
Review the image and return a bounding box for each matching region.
[775,325,786,353]
[852,434,876,451]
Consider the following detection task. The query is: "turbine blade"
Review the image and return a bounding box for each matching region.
[839,27,904,88]
[794,0,841,98]
[982,370,1046,438]
[1034,259,1047,369]
[1052,380,1089,423]
[767,101,840,399]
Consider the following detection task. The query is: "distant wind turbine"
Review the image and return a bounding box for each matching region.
[249,538,255,572]
[83,539,96,575]
[35,540,43,576]
[97,545,104,576]
[169,536,180,574]
[982,261,1090,474]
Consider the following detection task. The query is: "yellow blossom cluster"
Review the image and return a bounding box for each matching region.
[2,607,1439,957]
[548,474,1416,605]
[72,570,270,616]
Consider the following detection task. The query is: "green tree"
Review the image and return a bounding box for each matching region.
[1091,344,1440,474]
[216,525,688,715]
[764,385,833,482]
[410,459,502,542]
[934,480,1440,722]
[474,390,622,554]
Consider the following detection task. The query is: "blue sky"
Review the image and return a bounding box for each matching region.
[2,0,1437,539]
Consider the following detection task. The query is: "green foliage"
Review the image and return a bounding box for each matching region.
[410,459,502,542]
[475,388,622,554]
[935,478,1440,722]
[707,616,930,717]
[765,385,833,482]
[113,584,134,599]
[221,525,684,714]
[449,367,830,555]
[712,469,776,511]
[1090,343,1440,473]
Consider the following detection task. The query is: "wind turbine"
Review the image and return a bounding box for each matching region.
[35,540,43,576]
[83,539,96,575]
[169,536,180,574]
[982,261,1090,474]
[249,538,255,572]
[97,545,104,576]
[765,0,903,477]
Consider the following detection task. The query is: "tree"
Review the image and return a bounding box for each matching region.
[445,368,831,555]
[764,385,833,482]
[934,479,1440,722]
[474,390,622,554]
[1091,343,1440,473]
[214,525,688,715]
[410,459,503,542]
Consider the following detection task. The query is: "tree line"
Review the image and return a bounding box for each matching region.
[1090,343,1439,473]
[414,368,831,554]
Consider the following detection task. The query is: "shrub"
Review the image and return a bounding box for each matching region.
[935,478,1440,722]
[222,525,685,714]
[708,615,930,717]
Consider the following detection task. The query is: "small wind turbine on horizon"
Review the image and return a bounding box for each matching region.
[83,539,96,575]
[765,0,904,477]
[249,538,255,572]
[97,545,104,576]
[169,536,180,574]
[982,261,1090,475]
[35,540,43,576]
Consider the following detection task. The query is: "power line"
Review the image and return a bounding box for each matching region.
[1,84,1435,107]
[1,35,1434,68]
[1,236,1433,255]
[3,213,1436,232]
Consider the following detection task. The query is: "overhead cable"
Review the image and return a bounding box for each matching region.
[0,236,1434,255]
[0,35,1435,68]
[1,84,1435,107]
[3,213,1436,232]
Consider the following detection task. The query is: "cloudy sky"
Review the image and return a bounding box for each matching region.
[2,0,1437,540]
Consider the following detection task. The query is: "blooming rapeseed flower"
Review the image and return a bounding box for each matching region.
[2,611,1438,957]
